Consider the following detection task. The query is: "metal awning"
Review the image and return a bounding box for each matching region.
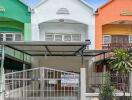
[1,41,90,56]
[83,50,110,57]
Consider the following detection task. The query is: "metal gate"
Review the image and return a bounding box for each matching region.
[5,67,80,100]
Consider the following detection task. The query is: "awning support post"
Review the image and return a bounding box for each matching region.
[22,53,26,97]
[80,47,86,100]
[103,53,106,84]
[81,50,84,68]
[0,45,5,100]
[80,67,86,100]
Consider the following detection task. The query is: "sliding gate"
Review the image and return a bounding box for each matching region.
[5,67,80,100]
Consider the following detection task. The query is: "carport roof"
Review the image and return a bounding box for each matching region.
[83,50,110,56]
[1,41,89,56]
[1,41,110,57]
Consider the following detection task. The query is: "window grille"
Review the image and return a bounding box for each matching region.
[0,33,22,41]
[129,35,132,43]
[103,35,111,44]
[45,34,54,41]
[45,33,81,42]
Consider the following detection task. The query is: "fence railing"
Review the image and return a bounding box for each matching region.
[86,73,130,93]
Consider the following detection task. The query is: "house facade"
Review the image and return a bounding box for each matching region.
[95,0,132,50]
[31,0,95,50]
[1,0,132,100]
[0,0,31,42]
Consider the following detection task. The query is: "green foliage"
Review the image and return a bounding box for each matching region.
[108,48,132,100]
[109,48,132,74]
[99,74,115,100]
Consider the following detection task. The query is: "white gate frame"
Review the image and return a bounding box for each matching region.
[5,67,80,100]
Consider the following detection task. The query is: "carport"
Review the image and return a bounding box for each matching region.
[0,41,91,100]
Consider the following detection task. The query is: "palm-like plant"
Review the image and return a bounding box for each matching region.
[109,48,132,99]
[110,49,132,74]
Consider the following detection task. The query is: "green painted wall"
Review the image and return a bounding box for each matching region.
[0,0,31,23]
[0,21,24,32]
[0,0,31,40]
[24,23,31,41]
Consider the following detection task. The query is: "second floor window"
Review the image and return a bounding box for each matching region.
[64,35,71,41]
[0,33,23,41]
[45,34,54,41]
[6,34,13,41]
[45,33,81,42]
[0,34,3,41]
[55,35,62,41]
[129,35,132,43]
[103,35,111,44]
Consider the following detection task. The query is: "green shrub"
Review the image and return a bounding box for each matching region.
[99,74,115,100]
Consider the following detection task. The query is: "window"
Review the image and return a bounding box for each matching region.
[15,34,22,41]
[0,33,22,41]
[45,34,54,41]
[55,35,62,41]
[129,35,132,43]
[6,34,13,41]
[103,35,111,44]
[45,33,81,42]
[72,34,81,41]
[0,34,3,41]
[64,35,71,41]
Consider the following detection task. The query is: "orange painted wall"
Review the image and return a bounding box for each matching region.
[95,0,132,49]
[103,24,132,35]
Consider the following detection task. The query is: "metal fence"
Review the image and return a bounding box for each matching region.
[5,67,80,100]
[86,73,130,93]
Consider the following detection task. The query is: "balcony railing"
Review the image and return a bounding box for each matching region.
[103,43,132,50]
[0,45,31,63]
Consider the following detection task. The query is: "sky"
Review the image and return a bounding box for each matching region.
[24,0,108,9]
[85,0,108,8]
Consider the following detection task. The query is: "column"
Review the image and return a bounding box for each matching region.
[80,68,86,100]
[24,23,31,41]
[31,23,40,41]
[0,45,5,100]
[129,72,132,94]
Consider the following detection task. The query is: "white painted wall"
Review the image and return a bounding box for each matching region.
[31,0,95,49]
[31,56,82,72]
[39,22,87,41]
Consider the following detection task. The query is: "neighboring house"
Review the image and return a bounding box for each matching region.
[31,0,95,50]
[0,0,31,42]
[95,0,132,50]
[0,0,32,73]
